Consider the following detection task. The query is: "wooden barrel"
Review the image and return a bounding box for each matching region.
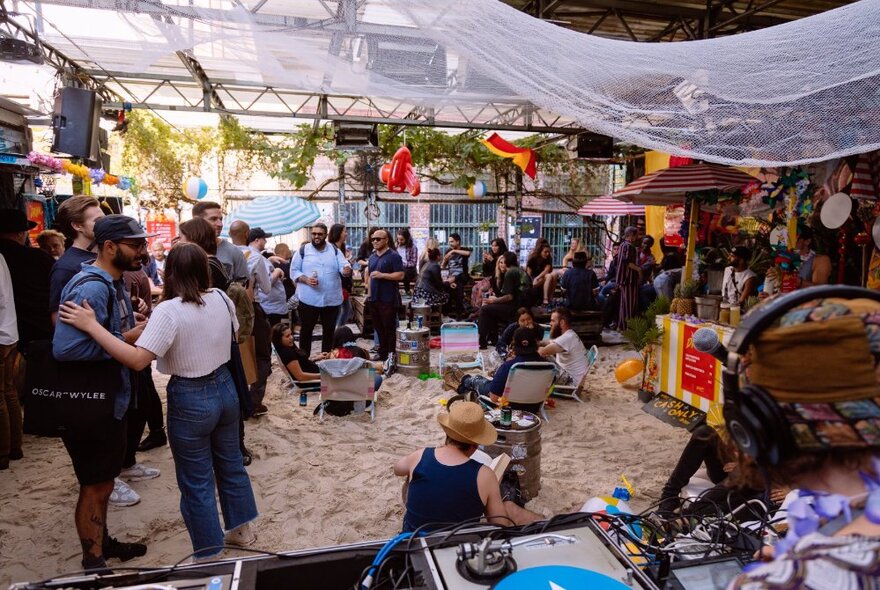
[484,411,542,501]
[396,326,430,377]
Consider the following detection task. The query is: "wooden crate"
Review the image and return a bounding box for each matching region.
[351,296,372,335]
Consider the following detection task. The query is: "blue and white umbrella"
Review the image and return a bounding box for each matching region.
[221,196,320,237]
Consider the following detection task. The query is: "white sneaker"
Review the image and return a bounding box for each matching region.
[120,463,161,482]
[224,523,256,547]
[110,478,141,507]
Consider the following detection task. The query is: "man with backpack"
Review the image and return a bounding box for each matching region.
[290,223,352,354]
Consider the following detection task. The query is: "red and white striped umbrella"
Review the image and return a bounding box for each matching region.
[850,150,879,200]
[577,195,645,216]
[613,163,757,205]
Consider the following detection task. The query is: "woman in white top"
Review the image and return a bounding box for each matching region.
[59,242,258,560]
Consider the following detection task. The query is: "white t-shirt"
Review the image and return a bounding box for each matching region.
[721,266,757,306]
[136,289,238,377]
[0,254,18,345]
[552,329,589,385]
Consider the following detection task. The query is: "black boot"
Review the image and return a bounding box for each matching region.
[104,531,147,562]
[137,428,167,452]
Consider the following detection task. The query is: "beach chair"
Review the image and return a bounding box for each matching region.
[550,345,599,403]
[481,362,556,422]
[273,346,321,399]
[438,321,484,372]
[317,364,377,422]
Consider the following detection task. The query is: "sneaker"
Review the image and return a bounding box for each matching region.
[104,536,147,562]
[252,403,268,417]
[442,365,465,392]
[225,523,256,547]
[110,478,141,507]
[119,463,160,482]
[137,430,167,452]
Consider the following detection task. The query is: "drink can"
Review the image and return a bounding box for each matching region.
[417,316,424,329]
[500,406,512,427]
[299,391,308,406]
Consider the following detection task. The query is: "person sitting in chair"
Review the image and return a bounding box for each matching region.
[444,327,544,413]
[538,307,589,387]
[271,323,323,382]
[393,401,540,532]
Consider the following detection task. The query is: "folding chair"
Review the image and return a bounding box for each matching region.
[273,346,321,400]
[438,321,484,372]
[550,344,599,403]
[481,362,556,422]
[317,363,377,422]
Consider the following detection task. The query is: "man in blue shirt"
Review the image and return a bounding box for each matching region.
[559,251,599,311]
[53,215,151,572]
[366,228,404,361]
[447,327,544,413]
[291,222,352,353]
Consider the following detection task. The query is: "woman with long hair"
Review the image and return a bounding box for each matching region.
[58,242,258,560]
[329,223,355,328]
[525,241,557,308]
[397,229,418,295]
[413,248,449,306]
[418,236,440,273]
[482,238,508,294]
[178,217,230,291]
[271,322,321,381]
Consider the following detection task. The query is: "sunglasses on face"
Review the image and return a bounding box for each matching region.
[311,232,326,237]
[371,236,385,242]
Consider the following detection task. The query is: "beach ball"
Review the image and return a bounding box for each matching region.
[183,176,208,200]
[467,180,487,198]
[615,358,643,384]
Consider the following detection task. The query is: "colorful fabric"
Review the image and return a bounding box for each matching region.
[615,241,639,330]
[481,133,537,179]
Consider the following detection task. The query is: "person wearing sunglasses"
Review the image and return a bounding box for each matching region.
[290,222,352,354]
[365,228,404,361]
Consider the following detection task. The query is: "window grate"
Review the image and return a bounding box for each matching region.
[429,203,499,271]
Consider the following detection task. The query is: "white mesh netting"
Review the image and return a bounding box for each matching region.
[19,0,880,166]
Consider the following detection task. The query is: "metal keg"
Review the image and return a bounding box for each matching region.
[484,411,542,501]
[395,326,430,377]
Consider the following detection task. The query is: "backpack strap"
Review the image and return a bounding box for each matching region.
[64,274,115,329]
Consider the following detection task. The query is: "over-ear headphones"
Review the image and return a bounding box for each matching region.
[721,286,880,466]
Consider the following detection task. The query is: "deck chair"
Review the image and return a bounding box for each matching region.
[317,363,377,422]
[273,346,321,400]
[438,321,484,372]
[481,362,556,422]
[550,344,599,403]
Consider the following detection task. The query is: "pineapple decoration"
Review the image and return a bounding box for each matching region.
[671,280,699,316]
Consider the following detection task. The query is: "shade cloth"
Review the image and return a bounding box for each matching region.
[221,196,320,237]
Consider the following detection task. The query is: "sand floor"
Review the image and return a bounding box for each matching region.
[0,342,689,586]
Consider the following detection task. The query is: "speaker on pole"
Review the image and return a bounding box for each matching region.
[51,87,102,161]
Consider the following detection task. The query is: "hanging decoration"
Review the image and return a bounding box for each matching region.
[380,146,421,197]
[481,132,537,179]
[820,192,853,229]
[27,152,133,191]
[850,151,880,200]
[467,180,487,198]
[183,176,209,200]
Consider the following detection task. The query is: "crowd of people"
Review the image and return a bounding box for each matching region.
[2,200,877,588]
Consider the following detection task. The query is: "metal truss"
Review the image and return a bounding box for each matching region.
[82,69,584,134]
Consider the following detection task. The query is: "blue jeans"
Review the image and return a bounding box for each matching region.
[167,365,259,558]
[336,298,353,329]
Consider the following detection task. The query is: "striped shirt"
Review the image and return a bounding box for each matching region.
[136,289,239,378]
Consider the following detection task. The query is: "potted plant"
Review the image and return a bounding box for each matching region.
[622,296,670,402]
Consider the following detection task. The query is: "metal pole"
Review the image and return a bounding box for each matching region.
[514,169,523,258]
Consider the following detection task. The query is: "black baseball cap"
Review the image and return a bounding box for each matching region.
[0,209,37,233]
[732,246,752,261]
[512,326,540,355]
[247,227,272,243]
[91,214,156,248]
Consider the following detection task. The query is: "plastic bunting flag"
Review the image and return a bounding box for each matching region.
[481,133,537,179]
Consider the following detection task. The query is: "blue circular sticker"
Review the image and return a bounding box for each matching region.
[494,566,630,590]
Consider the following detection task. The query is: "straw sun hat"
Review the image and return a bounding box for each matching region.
[438,401,497,446]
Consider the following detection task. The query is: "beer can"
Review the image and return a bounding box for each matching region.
[417,316,424,329]
[500,406,512,427]
[299,391,308,407]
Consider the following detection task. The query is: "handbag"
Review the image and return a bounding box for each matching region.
[23,277,123,440]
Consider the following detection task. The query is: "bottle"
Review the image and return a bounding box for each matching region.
[299,391,308,407]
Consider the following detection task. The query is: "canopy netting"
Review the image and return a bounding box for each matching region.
[22,0,880,166]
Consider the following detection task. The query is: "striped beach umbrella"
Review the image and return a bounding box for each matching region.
[613,163,756,205]
[221,196,320,237]
[577,195,645,216]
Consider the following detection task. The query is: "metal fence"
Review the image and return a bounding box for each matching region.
[335,201,410,253]
[429,202,499,271]
[542,212,607,267]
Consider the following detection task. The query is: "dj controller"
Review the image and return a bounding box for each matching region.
[11,515,754,590]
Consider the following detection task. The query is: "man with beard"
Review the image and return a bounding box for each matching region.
[192,201,247,283]
[53,215,152,572]
[538,307,589,387]
[291,222,352,354]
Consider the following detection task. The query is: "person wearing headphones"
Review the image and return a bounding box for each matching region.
[721,287,880,588]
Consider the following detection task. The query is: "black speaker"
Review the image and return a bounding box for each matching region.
[576,133,614,159]
[51,87,102,160]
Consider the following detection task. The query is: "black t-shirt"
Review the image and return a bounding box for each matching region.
[277,345,319,374]
[368,249,404,303]
[560,267,599,311]
[526,256,552,278]
[0,238,54,343]
[49,246,96,311]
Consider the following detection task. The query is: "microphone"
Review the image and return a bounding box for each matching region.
[693,327,729,363]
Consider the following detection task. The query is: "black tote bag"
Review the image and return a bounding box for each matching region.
[23,339,124,439]
[227,336,253,419]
